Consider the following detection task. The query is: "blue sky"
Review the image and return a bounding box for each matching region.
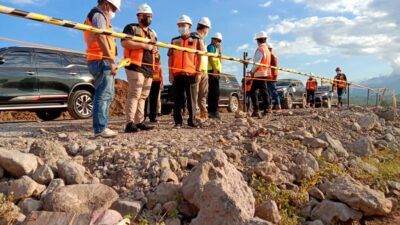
[0,0,398,84]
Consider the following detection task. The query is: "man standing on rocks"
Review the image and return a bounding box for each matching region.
[122,3,157,133]
[168,15,202,128]
[147,52,163,123]
[333,67,348,108]
[84,0,120,138]
[207,32,223,120]
[249,31,271,119]
[267,44,281,112]
[306,77,318,108]
[191,17,212,121]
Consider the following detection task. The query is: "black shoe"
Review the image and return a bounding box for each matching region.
[188,121,200,128]
[173,123,183,129]
[125,122,138,133]
[209,112,221,120]
[137,123,155,131]
[251,112,263,119]
[149,118,158,123]
[157,113,162,117]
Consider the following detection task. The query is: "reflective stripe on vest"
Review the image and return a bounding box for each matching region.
[306,80,317,91]
[123,24,156,68]
[153,61,162,81]
[207,44,222,72]
[337,76,347,88]
[171,36,198,75]
[84,8,116,61]
[254,45,271,78]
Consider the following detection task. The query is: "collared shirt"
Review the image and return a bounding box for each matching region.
[251,43,267,73]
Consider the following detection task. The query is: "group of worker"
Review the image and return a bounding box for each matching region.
[306,67,348,108]
[84,0,348,138]
[84,0,225,138]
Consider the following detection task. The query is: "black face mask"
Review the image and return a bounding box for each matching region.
[140,17,152,27]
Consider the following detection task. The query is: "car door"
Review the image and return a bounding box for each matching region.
[0,49,38,104]
[35,50,78,102]
[219,76,230,102]
[296,81,306,100]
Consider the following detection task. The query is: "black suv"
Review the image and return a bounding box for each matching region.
[0,46,94,121]
[276,79,307,109]
[315,85,338,108]
[161,75,242,114]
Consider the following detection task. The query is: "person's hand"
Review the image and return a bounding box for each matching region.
[212,69,218,75]
[110,62,117,76]
[145,43,154,51]
[195,72,202,83]
[152,46,159,54]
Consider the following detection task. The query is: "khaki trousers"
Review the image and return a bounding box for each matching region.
[126,70,152,124]
[194,72,209,113]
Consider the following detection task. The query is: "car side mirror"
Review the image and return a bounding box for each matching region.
[0,57,4,65]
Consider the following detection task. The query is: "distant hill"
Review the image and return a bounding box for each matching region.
[350,74,399,97]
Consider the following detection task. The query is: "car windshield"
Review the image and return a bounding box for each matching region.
[276,81,291,87]
[318,86,331,92]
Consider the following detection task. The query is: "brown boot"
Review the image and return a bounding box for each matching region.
[275,105,282,112]
[268,106,273,113]
[200,111,208,119]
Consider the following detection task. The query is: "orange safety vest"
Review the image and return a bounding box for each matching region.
[337,75,347,88]
[306,80,318,91]
[245,80,252,92]
[254,45,271,78]
[123,24,156,69]
[153,56,162,82]
[269,52,279,80]
[170,34,199,76]
[84,8,116,61]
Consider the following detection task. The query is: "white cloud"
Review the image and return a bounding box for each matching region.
[237,43,250,52]
[259,1,272,8]
[232,9,239,14]
[268,15,280,21]
[1,0,46,5]
[222,60,242,76]
[303,59,329,66]
[269,0,400,74]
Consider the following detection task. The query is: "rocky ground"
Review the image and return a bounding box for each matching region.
[0,105,399,225]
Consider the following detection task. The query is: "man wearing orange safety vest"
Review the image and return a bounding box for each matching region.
[267,44,281,112]
[249,31,271,119]
[306,77,318,108]
[148,52,163,123]
[84,0,120,138]
[168,15,202,128]
[333,67,348,108]
[121,3,157,133]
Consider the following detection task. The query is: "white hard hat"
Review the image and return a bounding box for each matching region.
[106,0,121,11]
[212,32,223,41]
[177,15,193,26]
[254,31,268,40]
[137,3,152,14]
[198,17,211,28]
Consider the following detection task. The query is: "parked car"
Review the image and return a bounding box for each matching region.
[0,46,95,121]
[161,75,242,114]
[314,85,338,108]
[275,79,307,109]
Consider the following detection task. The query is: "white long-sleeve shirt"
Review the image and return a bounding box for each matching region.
[251,43,266,73]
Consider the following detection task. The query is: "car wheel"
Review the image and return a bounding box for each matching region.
[282,94,293,109]
[300,95,307,108]
[228,95,240,113]
[323,98,332,109]
[68,90,93,119]
[36,110,63,121]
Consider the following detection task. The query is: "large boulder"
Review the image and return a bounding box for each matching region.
[18,198,43,215]
[9,176,46,201]
[317,133,349,158]
[31,164,54,185]
[182,149,272,225]
[57,160,89,185]
[43,184,118,214]
[0,148,39,178]
[311,200,362,224]
[324,176,392,216]
[29,140,69,170]
[348,136,375,157]
[255,201,282,224]
[359,114,379,131]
